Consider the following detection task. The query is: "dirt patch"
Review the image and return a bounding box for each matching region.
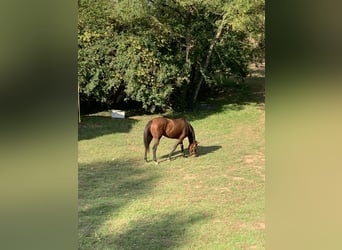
[183,174,197,180]
[232,221,265,231]
[242,152,265,180]
[128,145,140,152]
[243,152,265,165]
[232,177,245,181]
[246,245,259,249]
[253,222,265,230]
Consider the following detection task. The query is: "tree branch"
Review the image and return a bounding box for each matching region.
[192,13,228,104]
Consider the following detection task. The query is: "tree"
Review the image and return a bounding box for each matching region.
[78,0,264,113]
[78,0,119,106]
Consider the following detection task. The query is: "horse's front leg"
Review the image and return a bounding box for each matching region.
[168,140,182,160]
[180,143,186,157]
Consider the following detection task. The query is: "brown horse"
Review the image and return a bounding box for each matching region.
[144,117,199,163]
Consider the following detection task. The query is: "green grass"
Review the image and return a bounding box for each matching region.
[78,79,265,249]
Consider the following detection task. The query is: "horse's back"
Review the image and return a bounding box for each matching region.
[149,117,167,137]
[150,117,168,129]
[164,118,188,138]
[149,117,188,139]
[151,117,168,124]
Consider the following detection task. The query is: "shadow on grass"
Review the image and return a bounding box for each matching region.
[157,145,222,161]
[155,145,222,163]
[78,116,138,141]
[79,159,159,249]
[79,159,208,249]
[156,152,186,163]
[108,211,208,249]
[167,76,265,122]
[197,145,222,157]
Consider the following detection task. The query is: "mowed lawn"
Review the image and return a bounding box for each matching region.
[78,81,265,249]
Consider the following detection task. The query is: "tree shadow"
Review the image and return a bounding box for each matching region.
[166,76,265,122]
[78,159,159,249]
[79,159,209,249]
[107,211,208,249]
[78,116,138,141]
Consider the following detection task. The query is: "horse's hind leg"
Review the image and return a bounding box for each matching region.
[144,146,148,162]
[144,136,153,162]
[152,138,160,163]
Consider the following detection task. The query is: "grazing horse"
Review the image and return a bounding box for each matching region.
[144,117,199,163]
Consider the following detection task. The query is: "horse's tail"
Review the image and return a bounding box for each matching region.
[143,120,153,153]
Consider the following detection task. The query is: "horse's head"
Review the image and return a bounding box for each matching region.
[189,141,199,156]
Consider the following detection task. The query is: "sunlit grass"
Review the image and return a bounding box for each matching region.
[78,80,265,249]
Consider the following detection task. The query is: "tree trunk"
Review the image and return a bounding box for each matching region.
[192,14,228,104]
[185,8,192,65]
[78,83,81,123]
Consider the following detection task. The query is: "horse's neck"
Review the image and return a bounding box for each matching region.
[187,123,195,144]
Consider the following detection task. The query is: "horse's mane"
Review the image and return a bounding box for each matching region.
[186,121,196,143]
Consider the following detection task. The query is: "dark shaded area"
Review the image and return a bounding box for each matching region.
[157,151,187,163]
[79,94,108,115]
[163,76,265,122]
[155,145,222,163]
[195,76,265,113]
[80,74,264,120]
[197,145,222,157]
[79,159,159,249]
[79,159,208,249]
[80,93,145,116]
[78,116,138,141]
[109,212,208,249]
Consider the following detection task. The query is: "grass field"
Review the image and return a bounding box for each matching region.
[78,76,265,249]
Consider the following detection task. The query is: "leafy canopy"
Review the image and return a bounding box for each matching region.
[78,0,264,112]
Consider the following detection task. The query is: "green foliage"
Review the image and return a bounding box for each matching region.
[78,0,265,112]
[78,0,119,104]
[113,36,181,112]
[225,0,265,62]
